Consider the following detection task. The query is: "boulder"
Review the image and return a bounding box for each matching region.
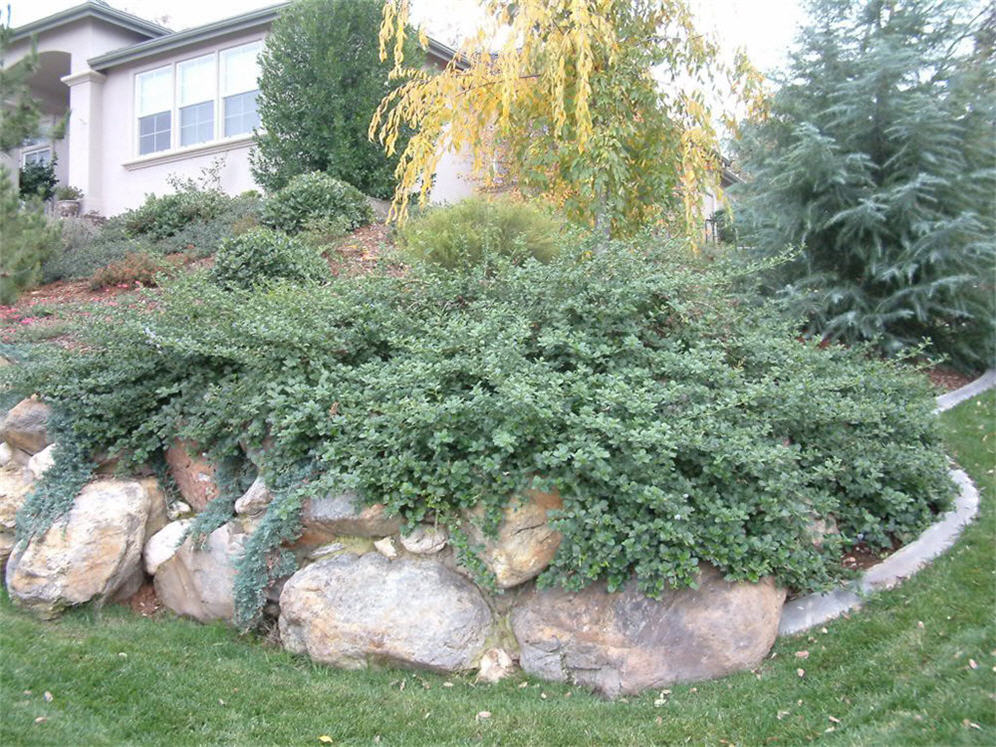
[297,492,401,547]
[477,648,515,683]
[164,439,220,512]
[511,565,786,697]
[234,476,271,516]
[279,553,492,672]
[152,521,245,623]
[0,442,11,467]
[5,478,161,618]
[26,444,56,481]
[143,519,191,575]
[400,524,448,555]
[1,398,51,455]
[374,536,398,559]
[464,489,563,588]
[0,465,34,568]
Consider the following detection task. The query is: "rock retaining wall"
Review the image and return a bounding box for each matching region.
[1,373,988,695]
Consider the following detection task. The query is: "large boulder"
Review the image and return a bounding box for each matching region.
[511,564,786,697]
[26,444,56,481]
[464,489,563,588]
[5,478,163,618]
[279,553,492,672]
[1,398,51,455]
[164,439,220,512]
[234,476,271,516]
[152,521,245,623]
[297,492,401,547]
[0,465,34,568]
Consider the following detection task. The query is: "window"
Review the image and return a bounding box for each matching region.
[22,147,52,167]
[178,55,215,146]
[220,41,262,137]
[134,41,262,156]
[136,66,172,154]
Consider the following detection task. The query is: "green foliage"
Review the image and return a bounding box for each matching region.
[41,216,154,285]
[260,172,373,235]
[18,159,57,201]
[54,185,83,201]
[0,24,42,151]
[4,239,954,627]
[121,189,228,241]
[15,410,94,542]
[211,228,332,290]
[733,0,996,371]
[396,197,565,269]
[0,167,61,304]
[88,251,170,291]
[251,0,422,198]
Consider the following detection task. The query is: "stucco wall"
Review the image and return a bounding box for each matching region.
[97,28,267,214]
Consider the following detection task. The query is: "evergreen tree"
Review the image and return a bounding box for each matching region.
[733,0,995,370]
[251,0,421,199]
[0,21,42,151]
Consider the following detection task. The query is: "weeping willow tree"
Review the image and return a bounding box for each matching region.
[370,0,765,239]
[733,0,995,370]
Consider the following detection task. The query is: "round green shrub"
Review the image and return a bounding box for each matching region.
[122,189,227,240]
[396,196,564,269]
[260,172,373,235]
[211,227,331,290]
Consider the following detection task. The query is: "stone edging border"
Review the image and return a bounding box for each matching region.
[779,368,994,636]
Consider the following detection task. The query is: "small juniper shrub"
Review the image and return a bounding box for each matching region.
[396,196,565,269]
[211,228,332,290]
[88,251,171,290]
[3,236,955,628]
[260,171,373,234]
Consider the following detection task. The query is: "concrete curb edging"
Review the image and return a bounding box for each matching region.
[779,370,993,637]
[935,368,996,413]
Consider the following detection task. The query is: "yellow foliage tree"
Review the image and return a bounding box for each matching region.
[370,0,766,238]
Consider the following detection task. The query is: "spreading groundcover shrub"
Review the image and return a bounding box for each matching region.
[2,239,954,627]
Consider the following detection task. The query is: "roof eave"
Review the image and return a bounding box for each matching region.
[88,4,288,71]
[10,2,170,43]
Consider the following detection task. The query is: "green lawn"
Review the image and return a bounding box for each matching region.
[1,391,993,746]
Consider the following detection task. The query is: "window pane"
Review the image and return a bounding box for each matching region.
[224,90,259,137]
[24,148,51,166]
[136,66,172,117]
[178,54,215,107]
[180,101,214,146]
[139,111,171,154]
[220,41,262,96]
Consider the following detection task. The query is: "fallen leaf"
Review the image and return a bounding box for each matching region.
[424,712,431,720]
[118,652,128,658]
[443,682,454,688]
[963,719,981,730]
[655,716,663,725]
[540,692,547,700]
[795,651,809,659]
[517,682,528,689]
[797,669,806,678]
[43,692,53,703]
[829,716,841,724]
[34,717,47,724]
[969,659,979,669]
[476,711,492,722]
[917,621,925,629]
[777,710,790,720]
[318,737,333,744]
[218,699,225,706]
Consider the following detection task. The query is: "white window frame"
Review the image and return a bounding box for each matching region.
[132,39,263,159]
[22,146,53,167]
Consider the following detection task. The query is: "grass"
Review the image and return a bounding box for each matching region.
[1,392,993,745]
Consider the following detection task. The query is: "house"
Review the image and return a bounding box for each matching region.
[2,1,473,216]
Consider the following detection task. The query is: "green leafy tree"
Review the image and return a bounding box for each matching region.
[251,0,422,199]
[733,0,996,369]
